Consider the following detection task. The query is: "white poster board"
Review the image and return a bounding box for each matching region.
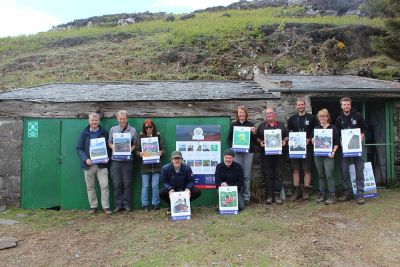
[341,128,362,157]
[113,132,132,160]
[170,191,191,221]
[89,137,108,164]
[218,186,239,215]
[232,126,251,153]
[349,162,378,198]
[264,129,282,155]
[313,128,333,157]
[141,137,160,164]
[289,132,307,158]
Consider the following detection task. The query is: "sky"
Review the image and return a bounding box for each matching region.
[0,0,239,38]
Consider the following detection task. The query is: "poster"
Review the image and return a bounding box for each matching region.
[232,126,251,153]
[113,133,132,160]
[89,137,108,164]
[218,186,239,215]
[313,128,333,157]
[170,191,191,221]
[289,132,307,158]
[264,129,282,155]
[176,125,221,189]
[350,162,378,198]
[341,128,362,157]
[141,137,160,164]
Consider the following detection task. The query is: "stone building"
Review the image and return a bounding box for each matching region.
[0,75,399,208]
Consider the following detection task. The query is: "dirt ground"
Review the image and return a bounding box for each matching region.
[0,188,399,266]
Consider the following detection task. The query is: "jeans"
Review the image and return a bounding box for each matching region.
[261,155,283,196]
[110,161,133,209]
[83,165,110,209]
[234,152,254,202]
[340,156,365,193]
[314,156,336,193]
[141,173,160,206]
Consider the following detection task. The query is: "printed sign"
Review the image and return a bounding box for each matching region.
[113,132,132,160]
[289,132,307,158]
[27,121,39,138]
[313,128,333,157]
[232,126,251,153]
[264,129,282,155]
[170,191,191,221]
[218,186,239,215]
[341,128,362,157]
[89,137,108,164]
[141,137,160,164]
[350,162,378,198]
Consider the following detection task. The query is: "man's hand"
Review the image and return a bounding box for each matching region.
[168,189,175,198]
[85,159,93,166]
[221,182,228,187]
[185,188,191,197]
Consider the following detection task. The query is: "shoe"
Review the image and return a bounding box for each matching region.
[290,186,301,202]
[143,205,149,211]
[357,193,365,205]
[113,207,123,213]
[324,193,336,205]
[302,186,312,201]
[274,192,283,205]
[152,205,160,210]
[103,208,112,215]
[88,208,97,214]
[124,207,132,212]
[316,192,326,204]
[266,195,273,205]
[338,192,352,202]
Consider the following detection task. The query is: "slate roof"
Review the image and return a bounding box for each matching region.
[0,80,274,102]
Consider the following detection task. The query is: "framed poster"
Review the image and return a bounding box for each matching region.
[288,132,306,158]
[232,126,251,153]
[350,162,378,198]
[89,137,108,164]
[113,132,132,160]
[176,125,221,189]
[313,128,333,157]
[341,128,362,157]
[264,129,282,155]
[218,186,239,215]
[170,191,191,221]
[141,137,160,164]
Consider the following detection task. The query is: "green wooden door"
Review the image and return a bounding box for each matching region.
[21,119,61,208]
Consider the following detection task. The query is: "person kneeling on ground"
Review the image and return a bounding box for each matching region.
[159,151,201,210]
[215,149,246,211]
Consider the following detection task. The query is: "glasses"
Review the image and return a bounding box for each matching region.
[145,126,153,129]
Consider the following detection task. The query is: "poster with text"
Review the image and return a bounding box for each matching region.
[218,186,239,215]
[289,132,307,158]
[232,126,251,153]
[141,137,160,164]
[89,137,108,164]
[341,128,362,157]
[170,191,191,221]
[176,125,221,189]
[113,132,132,160]
[264,129,282,155]
[313,128,333,157]
[350,162,378,198]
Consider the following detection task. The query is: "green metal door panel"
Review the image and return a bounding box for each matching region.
[21,119,61,209]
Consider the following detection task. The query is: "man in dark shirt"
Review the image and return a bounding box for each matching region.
[215,149,245,211]
[335,97,368,204]
[287,99,318,201]
[159,151,201,205]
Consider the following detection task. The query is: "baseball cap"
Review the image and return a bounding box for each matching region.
[170,151,183,159]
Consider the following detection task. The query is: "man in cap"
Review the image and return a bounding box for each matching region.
[159,151,201,205]
[215,149,245,211]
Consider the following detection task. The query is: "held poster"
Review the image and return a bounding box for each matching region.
[349,162,378,198]
[288,132,307,158]
[232,126,251,153]
[341,128,362,157]
[113,133,132,160]
[313,128,333,157]
[170,191,191,221]
[141,137,160,164]
[264,129,282,155]
[218,186,239,215]
[176,125,221,189]
[89,137,108,164]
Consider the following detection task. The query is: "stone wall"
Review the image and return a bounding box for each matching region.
[0,119,22,206]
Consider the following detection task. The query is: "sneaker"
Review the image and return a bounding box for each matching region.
[88,208,97,214]
[103,208,112,215]
[152,205,160,210]
[143,205,149,211]
[124,207,132,212]
[290,186,301,202]
[113,207,123,213]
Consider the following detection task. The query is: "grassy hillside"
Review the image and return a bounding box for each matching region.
[0,6,398,90]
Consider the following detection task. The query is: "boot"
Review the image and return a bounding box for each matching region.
[302,186,312,201]
[266,193,273,205]
[316,192,326,204]
[338,191,352,202]
[274,192,283,205]
[290,186,301,202]
[356,192,365,205]
[324,193,336,205]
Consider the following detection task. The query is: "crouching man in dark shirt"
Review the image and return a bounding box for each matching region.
[215,149,246,211]
[159,151,201,206]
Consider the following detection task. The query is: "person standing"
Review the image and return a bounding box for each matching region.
[335,97,368,204]
[108,110,137,212]
[312,109,340,205]
[256,107,288,205]
[227,106,256,205]
[215,149,246,211]
[76,113,112,215]
[135,119,165,211]
[287,99,318,201]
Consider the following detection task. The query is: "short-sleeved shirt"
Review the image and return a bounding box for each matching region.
[108,124,137,161]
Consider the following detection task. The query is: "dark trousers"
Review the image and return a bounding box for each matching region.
[159,187,201,205]
[261,155,283,196]
[110,161,133,209]
[340,155,365,193]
